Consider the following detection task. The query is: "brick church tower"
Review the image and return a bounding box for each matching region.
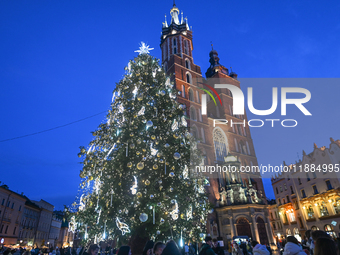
[160,3,274,246]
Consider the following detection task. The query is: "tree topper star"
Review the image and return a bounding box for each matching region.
[135,42,154,55]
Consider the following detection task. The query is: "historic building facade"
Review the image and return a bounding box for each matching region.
[18,199,40,246]
[32,199,54,247]
[271,138,340,241]
[0,186,26,245]
[160,3,274,246]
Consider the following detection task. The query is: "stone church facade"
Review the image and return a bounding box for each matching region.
[160,3,274,245]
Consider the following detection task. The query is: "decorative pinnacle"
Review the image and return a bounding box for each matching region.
[211,41,214,50]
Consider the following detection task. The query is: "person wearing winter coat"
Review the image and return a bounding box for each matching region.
[198,237,215,255]
[251,241,269,255]
[282,236,306,255]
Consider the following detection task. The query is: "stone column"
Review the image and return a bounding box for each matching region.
[249,222,255,240]
[252,215,260,242]
[265,222,274,244]
[230,216,236,238]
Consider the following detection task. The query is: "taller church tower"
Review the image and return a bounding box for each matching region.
[160,3,274,246]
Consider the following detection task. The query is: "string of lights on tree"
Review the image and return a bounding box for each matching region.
[67,42,212,245]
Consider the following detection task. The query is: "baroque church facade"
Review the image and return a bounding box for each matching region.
[160,3,274,245]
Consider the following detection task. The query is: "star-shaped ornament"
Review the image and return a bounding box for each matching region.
[135,42,154,55]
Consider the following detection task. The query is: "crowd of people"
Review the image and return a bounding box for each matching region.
[1,229,340,255]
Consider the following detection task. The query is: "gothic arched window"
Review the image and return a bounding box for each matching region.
[185,59,190,69]
[189,88,194,102]
[182,85,186,98]
[173,38,177,54]
[191,125,198,139]
[213,128,228,162]
[190,106,197,121]
[186,72,192,84]
[184,40,189,55]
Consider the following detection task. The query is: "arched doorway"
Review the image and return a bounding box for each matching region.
[257,217,269,245]
[236,217,252,238]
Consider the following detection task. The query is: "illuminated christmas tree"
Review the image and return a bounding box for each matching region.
[72,43,211,245]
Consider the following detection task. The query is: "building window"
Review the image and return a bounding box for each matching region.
[190,106,197,121]
[181,85,186,98]
[306,205,315,219]
[163,62,168,72]
[280,186,283,192]
[188,88,194,101]
[0,225,3,233]
[11,203,14,209]
[19,206,21,211]
[7,201,10,207]
[163,44,166,60]
[312,185,318,195]
[173,38,177,54]
[286,195,290,203]
[284,184,287,190]
[13,227,16,235]
[332,198,340,214]
[276,187,279,194]
[324,224,336,238]
[283,213,289,224]
[184,40,189,55]
[301,189,306,198]
[186,72,192,84]
[5,225,8,234]
[196,91,200,103]
[283,198,286,204]
[190,126,198,139]
[1,199,4,206]
[306,173,310,181]
[290,186,294,194]
[278,198,281,205]
[312,172,317,179]
[213,128,228,162]
[298,178,302,185]
[201,128,205,143]
[272,222,276,230]
[185,59,190,69]
[294,200,299,210]
[319,202,329,217]
[287,209,296,222]
[325,180,333,190]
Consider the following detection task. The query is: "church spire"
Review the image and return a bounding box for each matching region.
[170,2,180,25]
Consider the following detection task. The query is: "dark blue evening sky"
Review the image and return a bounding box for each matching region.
[0,0,339,209]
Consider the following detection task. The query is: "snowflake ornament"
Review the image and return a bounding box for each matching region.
[135,42,154,55]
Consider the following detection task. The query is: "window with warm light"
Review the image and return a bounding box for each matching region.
[306,205,315,219]
[319,202,329,217]
[333,198,340,214]
[287,209,296,222]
